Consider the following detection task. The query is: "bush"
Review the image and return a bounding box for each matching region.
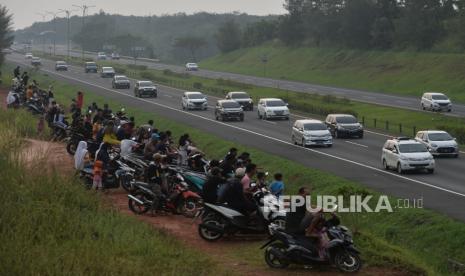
[193,82,203,90]
[163,69,190,79]
[127,64,148,70]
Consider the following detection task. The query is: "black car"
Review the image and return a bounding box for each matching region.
[325,114,364,138]
[215,100,244,121]
[225,91,254,111]
[134,81,157,98]
[112,75,130,89]
[84,62,98,73]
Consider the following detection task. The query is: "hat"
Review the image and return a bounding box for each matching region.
[235,167,246,178]
[151,133,160,141]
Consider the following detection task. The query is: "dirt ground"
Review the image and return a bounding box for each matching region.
[0,87,409,276]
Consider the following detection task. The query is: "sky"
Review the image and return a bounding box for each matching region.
[3,0,286,30]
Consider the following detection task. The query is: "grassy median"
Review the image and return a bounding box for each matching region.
[4,65,465,275]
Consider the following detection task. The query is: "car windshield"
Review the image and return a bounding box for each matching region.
[336,116,357,124]
[57,61,65,65]
[116,76,128,81]
[432,95,448,100]
[188,94,204,99]
[103,68,114,72]
[231,93,249,99]
[428,133,453,141]
[304,123,327,131]
[139,81,153,87]
[266,100,286,107]
[86,63,97,67]
[399,143,428,153]
[222,102,240,108]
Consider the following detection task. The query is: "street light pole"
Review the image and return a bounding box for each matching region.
[46,11,63,56]
[59,9,76,61]
[73,4,95,61]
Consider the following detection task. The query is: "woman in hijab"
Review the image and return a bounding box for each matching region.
[74,141,89,171]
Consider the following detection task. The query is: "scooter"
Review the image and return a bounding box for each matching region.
[261,223,362,273]
[197,184,286,241]
[79,158,136,192]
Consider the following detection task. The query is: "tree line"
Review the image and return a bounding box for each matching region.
[215,0,465,53]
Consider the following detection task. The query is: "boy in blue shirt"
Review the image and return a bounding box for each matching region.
[270,173,285,198]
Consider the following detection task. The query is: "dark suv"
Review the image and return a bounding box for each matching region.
[325,114,364,138]
[225,91,253,111]
[84,62,98,73]
[215,100,244,121]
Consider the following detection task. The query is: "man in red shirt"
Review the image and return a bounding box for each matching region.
[76,91,84,109]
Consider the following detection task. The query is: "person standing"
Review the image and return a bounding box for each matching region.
[270,173,285,198]
[21,72,29,86]
[13,66,20,78]
[76,91,84,110]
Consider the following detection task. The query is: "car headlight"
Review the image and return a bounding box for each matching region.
[431,144,438,148]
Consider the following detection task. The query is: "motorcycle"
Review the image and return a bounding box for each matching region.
[197,184,286,241]
[261,223,362,273]
[26,97,45,115]
[65,130,99,158]
[128,177,202,217]
[168,165,206,195]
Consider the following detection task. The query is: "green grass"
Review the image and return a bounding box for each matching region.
[0,109,222,275]
[201,45,465,104]
[7,64,465,275]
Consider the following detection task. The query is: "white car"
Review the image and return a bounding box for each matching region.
[182,92,208,110]
[185,63,199,71]
[100,67,115,78]
[97,52,107,60]
[25,53,33,59]
[292,119,333,147]
[421,92,452,112]
[257,98,290,120]
[31,57,41,66]
[415,130,459,158]
[382,137,435,174]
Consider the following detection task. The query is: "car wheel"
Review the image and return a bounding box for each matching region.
[382,159,388,170]
[292,136,297,145]
[182,104,185,110]
[359,133,364,139]
[335,130,339,139]
[448,109,452,112]
[454,154,459,158]
[327,144,333,148]
[221,115,226,121]
[153,93,157,98]
[264,113,268,120]
[286,116,290,121]
[397,163,403,174]
[258,111,262,119]
[427,168,434,174]
[215,114,219,120]
[301,139,305,147]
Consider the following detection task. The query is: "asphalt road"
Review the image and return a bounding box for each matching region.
[30,45,465,118]
[6,53,465,222]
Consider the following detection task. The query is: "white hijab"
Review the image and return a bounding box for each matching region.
[74,141,88,170]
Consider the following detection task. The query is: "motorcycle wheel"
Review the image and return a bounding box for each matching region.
[264,243,289,269]
[178,197,200,218]
[128,191,152,215]
[66,141,77,155]
[334,250,362,273]
[198,216,224,242]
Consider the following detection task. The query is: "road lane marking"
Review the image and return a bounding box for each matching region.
[10,57,465,199]
[345,141,369,148]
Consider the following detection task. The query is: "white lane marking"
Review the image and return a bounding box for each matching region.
[346,141,369,148]
[163,94,173,98]
[10,57,465,199]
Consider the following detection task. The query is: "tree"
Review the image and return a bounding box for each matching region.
[0,5,13,70]
[242,20,277,47]
[216,20,241,53]
[340,0,377,48]
[173,36,206,61]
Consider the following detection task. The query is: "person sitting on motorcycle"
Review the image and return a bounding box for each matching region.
[53,109,67,129]
[219,152,236,178]
[92,143,112,190]
[178,133,192,165]
[203,167,224,204]
[269,173,285,199]
[26,85,33,100]
[102,104,112,120]
[145,153,168,194]
[92,117,103,140]
[252,171,268,192]
[304,209,340,260]
[220,168,256,216]
[120,139,139,157]
[74,141,92,171]
[92,108,104,124]
[285,186,311,235]
[13,66,20,79]
[102,121,120,146]
[21,71,29,86]
[116,121,134,141]
[241,163,257,192]
[237,152,252,167]
[144,133,160,160]
[223,147,238,163]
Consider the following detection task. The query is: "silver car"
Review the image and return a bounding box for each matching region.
[421,92,452,112]
[415,130,459,158]
[292,119,333,147]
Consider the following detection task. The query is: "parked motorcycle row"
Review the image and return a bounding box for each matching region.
[5,72,362,273]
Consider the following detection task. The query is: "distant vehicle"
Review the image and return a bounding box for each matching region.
[84,62,98,73]
[382,137,435,174]
[25,53,33,59]
[415,130,459,158]
[31,57,41,66]
[112,75,130,89]
[226,91,253,111]
[421,92,452,112]
[100,67,116,78]
[55,61,68,71]
[292,119,333,147]
[2,48,13,54]
[257,98,290,120]
[182,91,208,110]
[134,80,157,98]
[215,100,244,121]
[111,52,120,60]
[186,63,199,71]
[97,52,107,60]
[325,114,364,138]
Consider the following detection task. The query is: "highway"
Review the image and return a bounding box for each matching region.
[6,52,465,221]
[29,45,465,118]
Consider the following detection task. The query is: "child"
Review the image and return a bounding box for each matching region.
[92,160,103,190]
[269,173,285,198]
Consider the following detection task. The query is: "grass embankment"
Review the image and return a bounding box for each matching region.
[201,45,465,104]
[6,65,465,275]
[0,108,219,275]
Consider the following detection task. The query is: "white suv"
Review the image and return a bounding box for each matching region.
[415,130,459,158]
[257,98,290,120]
[186,63,199,71]
[421,92,452,112]
[182,92,208,110]
[292,119,333,147]
[382,137,435,174]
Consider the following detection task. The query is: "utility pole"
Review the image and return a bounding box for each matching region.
[73,4,95,61]
[59,9,76,61]
[35,12,47,53]
[46,11,63,56]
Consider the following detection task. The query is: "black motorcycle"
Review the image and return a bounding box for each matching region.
[79,158,135,192]
[65,130,99,158]
[261,224,362,273]
[26,97,45,115]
